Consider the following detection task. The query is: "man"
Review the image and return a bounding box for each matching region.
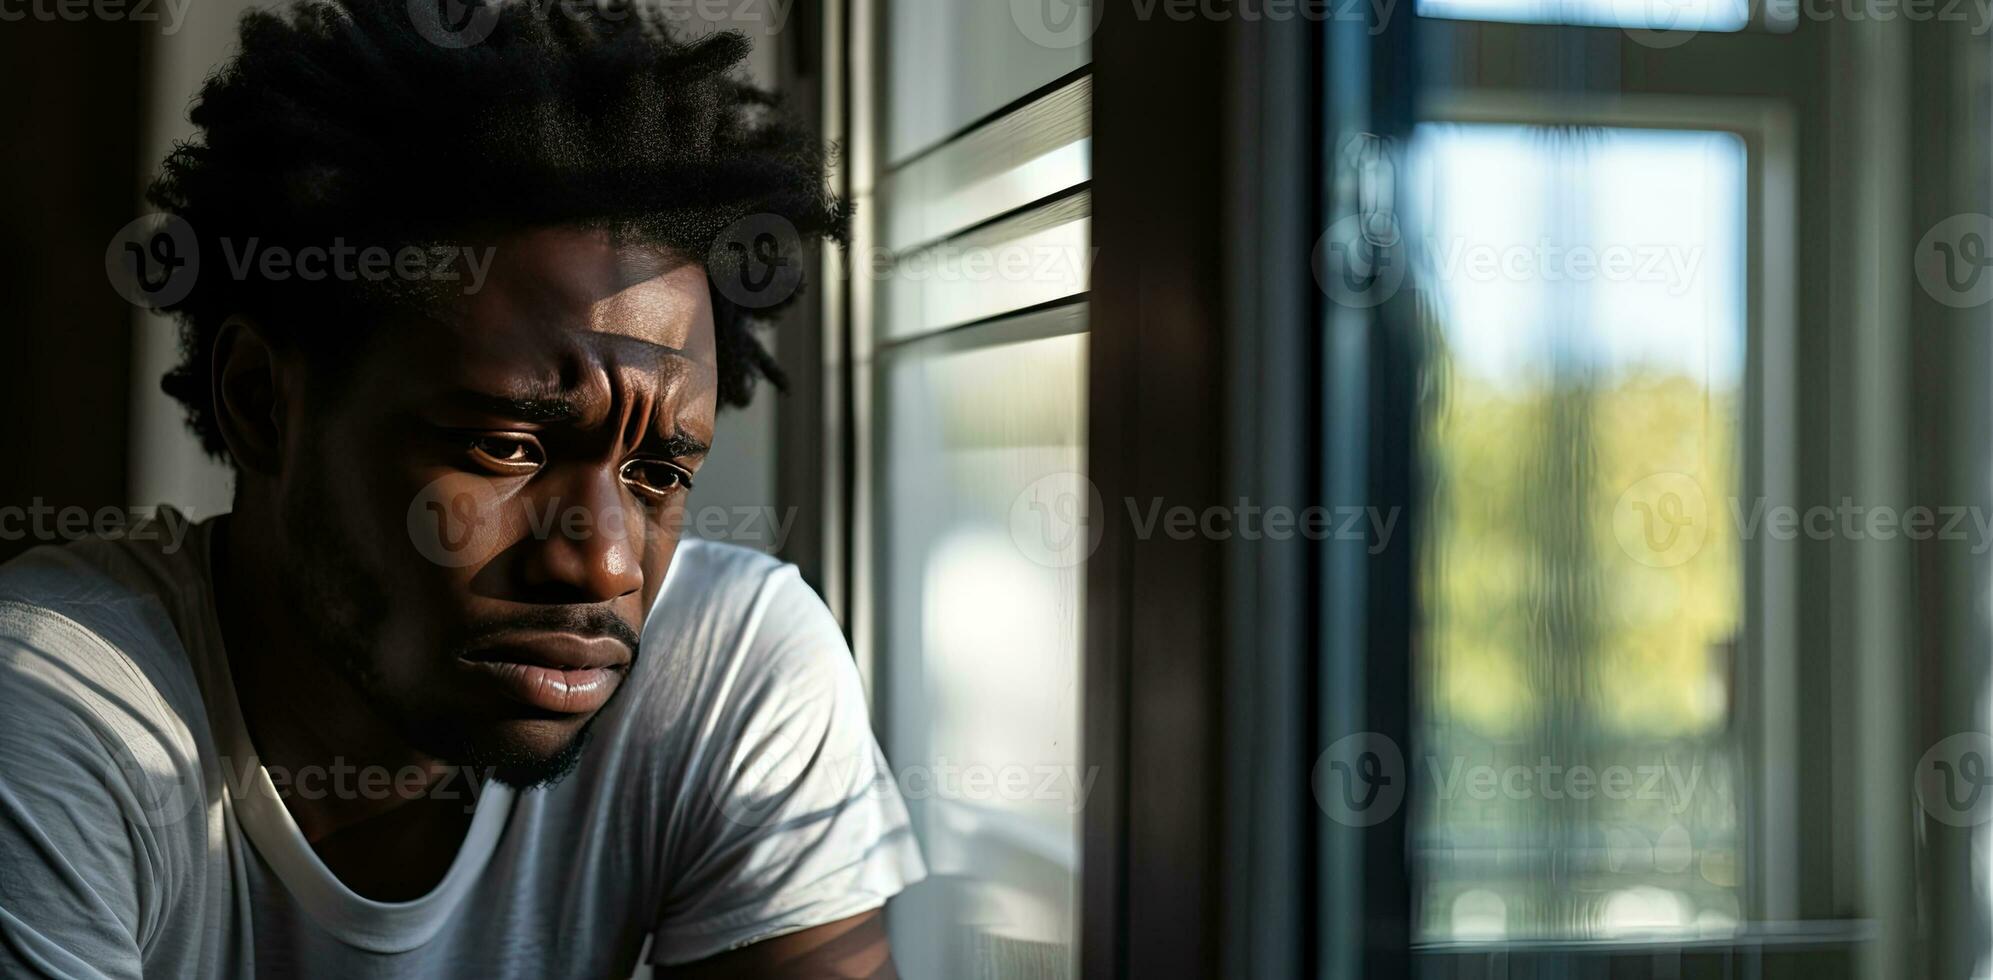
[0,1,924,976]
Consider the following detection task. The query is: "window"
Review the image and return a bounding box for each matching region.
[1410,122,1751,940]
[842,4,1091,975]
[876,310,1087,976]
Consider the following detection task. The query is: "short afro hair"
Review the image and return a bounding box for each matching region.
[148,0,847,461]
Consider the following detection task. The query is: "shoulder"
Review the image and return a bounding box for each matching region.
[0,541,209,815]
[0,538,202,704]
[610,539,862,769]
[573,539,865,864]
[0,544,220,968]
[643,539,847,684]
[622,548,921,966]
[658,539,797,615]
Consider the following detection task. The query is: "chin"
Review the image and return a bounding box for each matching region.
[429,715,600,790]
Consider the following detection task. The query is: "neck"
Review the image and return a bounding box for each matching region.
[211,511,475,845]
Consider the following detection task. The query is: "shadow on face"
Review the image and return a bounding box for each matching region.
[264,226,721,781]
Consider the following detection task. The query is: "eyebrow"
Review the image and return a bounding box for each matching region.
[450,389,585,424]
[648,432,711,459]
[445,387,710,459]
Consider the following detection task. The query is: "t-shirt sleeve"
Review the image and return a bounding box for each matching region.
[0,629,160,980]
[648,566,925,966]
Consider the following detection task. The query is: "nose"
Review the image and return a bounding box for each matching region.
[512,471,646,604]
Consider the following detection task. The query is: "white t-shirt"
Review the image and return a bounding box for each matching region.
[0,511,924,978]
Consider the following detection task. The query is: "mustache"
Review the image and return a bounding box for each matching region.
[454,607,641,655]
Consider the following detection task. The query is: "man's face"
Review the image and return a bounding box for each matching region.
[272,227,719,785]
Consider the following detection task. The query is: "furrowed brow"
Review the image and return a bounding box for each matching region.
[450,389,585,424]
[649,431,710,459]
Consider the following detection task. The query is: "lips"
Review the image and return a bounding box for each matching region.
[459,631,632,714]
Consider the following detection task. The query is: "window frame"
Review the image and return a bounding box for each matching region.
[826,0,1097,975]
[806,3,1984,978]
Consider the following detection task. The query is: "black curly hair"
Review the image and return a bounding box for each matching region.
[147,0,847,461]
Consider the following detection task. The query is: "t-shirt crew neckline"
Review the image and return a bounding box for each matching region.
[184,513,518,955]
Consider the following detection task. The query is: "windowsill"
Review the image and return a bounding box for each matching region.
[1413,918,1877,956]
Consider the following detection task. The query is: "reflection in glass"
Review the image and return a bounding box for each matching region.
[1411,124,1748,941]
[885,0,1088,164]
[1416,0,1749,32]
[880,316,1087,978]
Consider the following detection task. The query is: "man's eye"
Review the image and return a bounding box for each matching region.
[620,459,694,498]
[466,435,543,474]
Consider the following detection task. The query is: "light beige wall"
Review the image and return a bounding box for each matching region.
[127,0,257,518]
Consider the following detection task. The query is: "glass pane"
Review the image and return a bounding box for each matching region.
[1415,0,1748,31]
[879,310,1088,978]
[1410,123,1749,940]
[877,76,1090,254]
[880,193,1092,343]
[884,0,1089,165]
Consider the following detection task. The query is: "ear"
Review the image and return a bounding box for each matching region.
[211,316,287,475]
